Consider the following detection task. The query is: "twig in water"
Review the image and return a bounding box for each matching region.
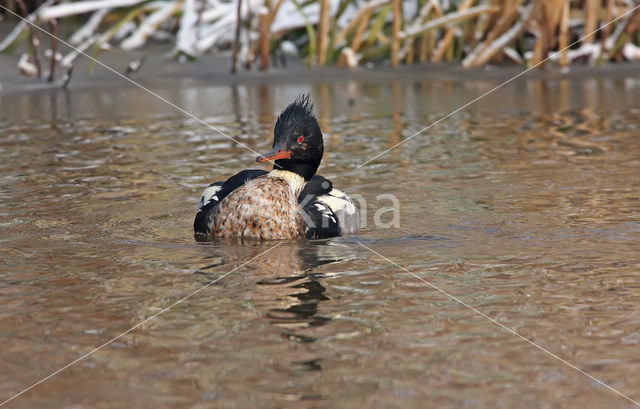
[59,34,98,88]
[61,65,73,88]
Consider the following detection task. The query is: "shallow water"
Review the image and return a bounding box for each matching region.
[1,69,640,408]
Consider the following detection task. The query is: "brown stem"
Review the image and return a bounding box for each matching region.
[244,0,253,69]
[317,0,329,66]
[583,0,599,44]
[391,0,401,67]
[48,17,58,82]
[231,0,242,73]
[16,0,41,78]
[351,9,372,53]
[559,0,569,67]
[259,8,270,70]
[62,65,73,88]
[432,0,475,63]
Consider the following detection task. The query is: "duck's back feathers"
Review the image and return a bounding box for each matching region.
[198,169,268,210]
[211,176,305,240]
[194,169,267,241]
[194,172,360,241]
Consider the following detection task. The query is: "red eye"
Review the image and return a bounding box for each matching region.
[297,136,304,143]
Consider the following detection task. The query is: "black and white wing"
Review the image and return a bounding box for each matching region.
[198,181,224,210]
[194,169,267,241]
[315,187,360,233]
[299,175,360,239]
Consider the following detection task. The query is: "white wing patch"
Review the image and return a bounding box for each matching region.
[198,184,223,210]
[315,188,360,233]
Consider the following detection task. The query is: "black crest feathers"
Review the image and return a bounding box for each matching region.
[274,94,317,136]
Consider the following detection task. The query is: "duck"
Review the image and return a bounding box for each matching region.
[194,95,359,241]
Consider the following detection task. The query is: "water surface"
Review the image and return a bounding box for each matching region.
[1,69,640,408]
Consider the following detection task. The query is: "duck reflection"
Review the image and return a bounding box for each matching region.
[196,239,354,343]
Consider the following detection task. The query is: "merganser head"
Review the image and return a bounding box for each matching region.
[256,95,324,181]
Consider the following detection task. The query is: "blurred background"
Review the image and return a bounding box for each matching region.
[1,0,639,82]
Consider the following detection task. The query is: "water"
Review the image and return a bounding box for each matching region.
[1,68,640,408]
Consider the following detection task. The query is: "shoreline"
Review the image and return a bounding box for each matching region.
[2,42,640,96]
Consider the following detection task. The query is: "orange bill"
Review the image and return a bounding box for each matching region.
[256,147,293,162]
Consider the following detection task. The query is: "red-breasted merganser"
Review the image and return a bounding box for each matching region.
[194,95,359,241]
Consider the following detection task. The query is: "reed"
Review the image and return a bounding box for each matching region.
[231,0,241,73]
[47,16,58,82]
[258,6,270,70]
[16,0,42,78]
[2,0,640,81]
[432,0,475,63]
[583,0,599,44]
[391,0,401,67]
[558,0,569,67]
[317,0,330,65]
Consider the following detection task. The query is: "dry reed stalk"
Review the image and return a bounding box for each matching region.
[391,0,401,67]
[231,0,241,73]
[405,41,414,64]
[408,1,435,62]
[432,0,475,63]
[431,28,454,62]
[256,5,270,70]
[462,3,533,68]
[351,8,373,53]
[558,0,569,67]
[479,0,522,52]
[502,46,522,64]
[317,0,330,65]
[334,11,365,45]
[16,0,42,78]
[458,0,509,67]
[364,4,391,47]
[249,0,283,70]
[600,0,614,50]
[47,17,58,82]
[481,0,500,33]
[268,0,285,24]
[471,5,489,48]
[243,0,253,69]
[610,7,640,59]
[583,0,599,44]
[377,31,389,44]
[530,0,563,67]
[335,0,390,46]
[417,1,443,62]
[399,0,446,62]
[402,5,498,40]
[531,26,545,66]
[418,31,432,62]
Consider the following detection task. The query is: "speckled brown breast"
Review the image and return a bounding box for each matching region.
[210,176,305,240]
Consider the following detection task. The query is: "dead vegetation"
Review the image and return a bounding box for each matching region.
[1,0,639,83]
